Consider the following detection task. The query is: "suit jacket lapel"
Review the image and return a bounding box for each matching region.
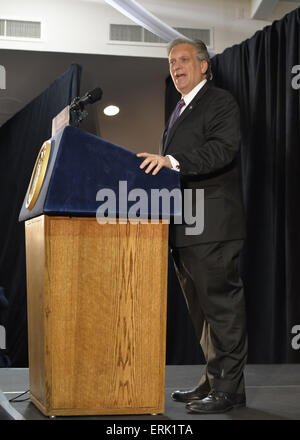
[162,81,211,155]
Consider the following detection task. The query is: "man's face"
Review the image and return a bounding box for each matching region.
[169,43,208,96]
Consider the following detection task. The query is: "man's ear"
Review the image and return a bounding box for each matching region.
[200,60,208,75]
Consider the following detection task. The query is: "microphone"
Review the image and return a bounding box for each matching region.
[70,87,103,126]
[70,87,103,111]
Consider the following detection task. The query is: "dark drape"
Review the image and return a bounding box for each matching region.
[0,64,81,366]
[165,8,300,363]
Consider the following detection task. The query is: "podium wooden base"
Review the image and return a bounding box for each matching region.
[25,215,168,416]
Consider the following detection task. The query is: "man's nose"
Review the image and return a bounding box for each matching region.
[172,61,182,72]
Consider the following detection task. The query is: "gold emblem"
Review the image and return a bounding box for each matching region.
[25,140,51,210]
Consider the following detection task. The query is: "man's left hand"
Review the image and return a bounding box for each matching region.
[136,153,172,175]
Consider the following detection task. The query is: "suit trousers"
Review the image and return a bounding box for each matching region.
[171,240,248,395]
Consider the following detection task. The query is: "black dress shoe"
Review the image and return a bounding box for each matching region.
[171,386,209,403]
[186,390,246,414]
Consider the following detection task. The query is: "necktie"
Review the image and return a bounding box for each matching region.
[164,99,185,144]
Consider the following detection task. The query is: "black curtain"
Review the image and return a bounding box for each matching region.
[0,64,81,366]
[165,8,300,363]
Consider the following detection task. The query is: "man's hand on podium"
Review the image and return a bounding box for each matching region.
[137,153,172,176]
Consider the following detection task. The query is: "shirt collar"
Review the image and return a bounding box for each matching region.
[182,79,207,108]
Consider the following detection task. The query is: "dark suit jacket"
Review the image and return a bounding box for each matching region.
[160,81,246,247]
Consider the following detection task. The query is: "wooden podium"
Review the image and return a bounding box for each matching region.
[19,126,181,416]
[25,215,168,416]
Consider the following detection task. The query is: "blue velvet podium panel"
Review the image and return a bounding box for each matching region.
[19,126,181,222]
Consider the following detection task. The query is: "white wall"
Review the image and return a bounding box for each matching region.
[0,0,298,57]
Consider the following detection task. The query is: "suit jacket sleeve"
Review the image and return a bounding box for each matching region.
[171,92,241,176]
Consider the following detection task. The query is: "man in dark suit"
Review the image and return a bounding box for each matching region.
[137,39,247,414]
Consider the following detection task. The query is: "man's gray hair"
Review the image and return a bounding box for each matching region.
[167,38,213,81]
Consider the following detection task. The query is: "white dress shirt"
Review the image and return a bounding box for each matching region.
[167,79,207,171]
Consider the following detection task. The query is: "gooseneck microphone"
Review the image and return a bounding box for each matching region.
[70,87,103,126]
[70,87,103,111]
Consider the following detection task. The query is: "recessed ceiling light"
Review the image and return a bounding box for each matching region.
[103,105,120,116]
